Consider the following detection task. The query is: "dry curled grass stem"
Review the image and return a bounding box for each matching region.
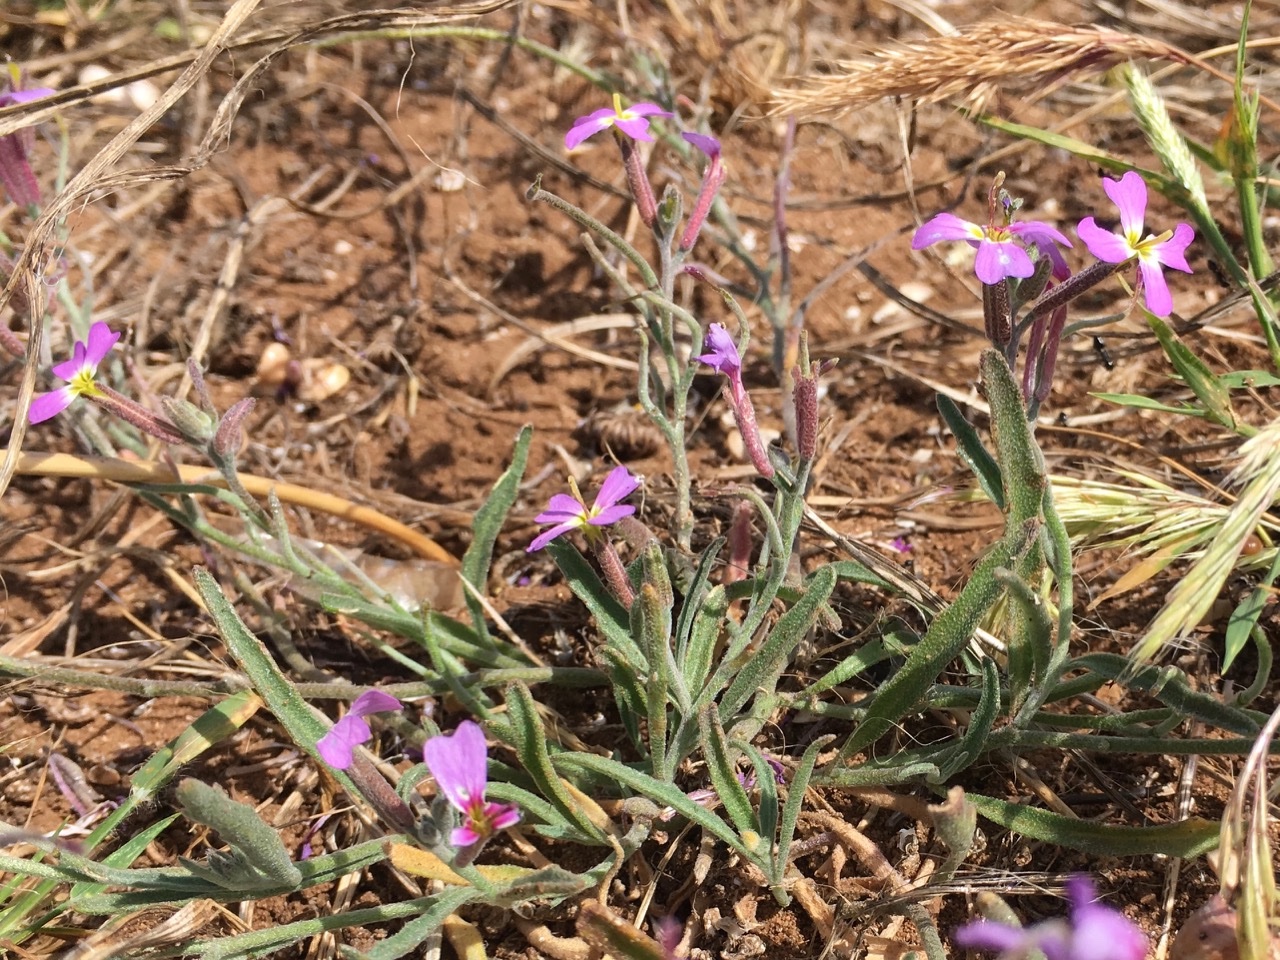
[770,17,1239,119]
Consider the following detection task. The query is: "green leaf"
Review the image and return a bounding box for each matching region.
[1224,546,1280,671]
[501,682,608,844]
[546,540,645,669]
[934,657,1001,781]
[966,793,1219,856]
[698,706,758,843]
[774,735,832,892]
[1146,313,1238,431]
[682,583,727,700]
[1091,392,1209,417]
[359,887,486,960]
[191,571,363,802]
[463,425,532,641]
[176,779,301,887]
[675,537,725,663]
[554,752,748,856]
[718,565,836,720]
[937,394,1004,510]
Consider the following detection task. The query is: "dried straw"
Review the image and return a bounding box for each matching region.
[769,17,1209,119]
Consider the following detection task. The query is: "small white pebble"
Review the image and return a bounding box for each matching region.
[332,239,353,256]
[434,168,467,192]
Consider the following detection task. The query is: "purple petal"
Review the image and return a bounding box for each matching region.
[50,339,88,381]
[952,920,1032,953]
[1138,259,1173,317]
[626,103,673,118]
[613,116,656,142]
[1010,220,1073,250]
[316,714,372,770]
[1068,878,1148,960]
[1153,222,1194,273]
[424,720,490,813]
[83,322,120,367]
[683,132,720,158]
[28,386,75,423]
[1102,172,1147,239]
[1064,875,1097,908]
[1076,217,1134,263]
[487,801,521,831]
[697,322,741,374]
[534,493,587,525]
[589,503,636,527]
[451,824,483,846]
[593,465,640,510]
[912,212,983,249]
[0,88,55,107]
[974,238,1033,283]
[565,108,616,150]
[527,520,578,552]
[349,689,403,719]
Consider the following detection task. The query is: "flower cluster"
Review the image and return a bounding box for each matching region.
[914,171,1194,319]
[316,693,519,849]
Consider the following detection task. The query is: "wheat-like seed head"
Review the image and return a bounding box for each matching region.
[769,18,1192,119]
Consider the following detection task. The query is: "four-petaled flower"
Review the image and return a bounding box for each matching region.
[29,322,120,424]
[913,212,1072,285]
[423,720,521,847]
[565,93,672,150]
[697,323,775,479]
[0,82,54,208]
[527,465,640,552]
[1076,171,1194,317]
[954,875,1148,960]
[316,690,403,770]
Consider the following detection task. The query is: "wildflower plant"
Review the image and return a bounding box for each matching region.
[5,28,1280,960]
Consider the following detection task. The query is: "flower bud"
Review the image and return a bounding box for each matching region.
[160,396,216,444]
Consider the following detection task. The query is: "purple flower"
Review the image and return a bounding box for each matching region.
[1076,171,1194,317]
[565,93,672,150]
[527,465,640,552]
[423,720,520,847]
[697,323,774,479]
[954,875,1148,960]
[315,690,403,770]
[29,322,120,424]
[0,83,54,208]
[913,211,1072,285]
[697,322,742,382]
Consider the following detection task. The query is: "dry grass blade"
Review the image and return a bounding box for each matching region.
[770,17,1205,118]
[1128,420,1280,666]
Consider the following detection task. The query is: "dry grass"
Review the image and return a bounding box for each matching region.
[769,17,1217,119]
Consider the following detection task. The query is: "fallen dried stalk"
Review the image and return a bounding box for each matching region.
[7,450,456,564]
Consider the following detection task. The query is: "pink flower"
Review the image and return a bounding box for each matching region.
[913,212,1072,285]
[315,690,403,770]
[527,465,640,552]
[697,322,742,383]
[0,83,54,208]
[954,875,1148,960]
[565,93,672,150]
[29,322,120,424]
[1076,171,1194,317]
[697,323,774,479]
[423,720,520,847]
